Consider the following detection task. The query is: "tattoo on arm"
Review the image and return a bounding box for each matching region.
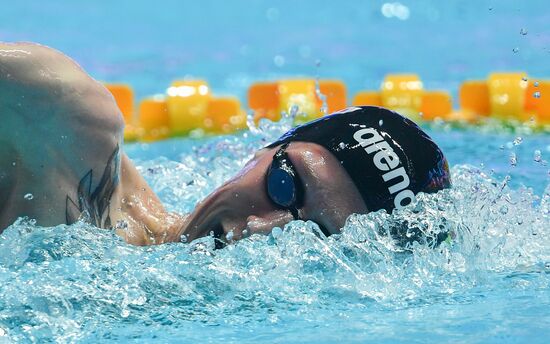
[65,145,120,228]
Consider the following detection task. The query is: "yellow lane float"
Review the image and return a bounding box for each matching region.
[488,72,529,121]
[457,73,549,125]
[166,80,211,136]
[105,72,549,143]
[248,79,347,124]
[353,74,453,122]
[380,74,424,121]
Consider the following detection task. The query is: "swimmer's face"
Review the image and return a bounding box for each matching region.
[182,142,368,243]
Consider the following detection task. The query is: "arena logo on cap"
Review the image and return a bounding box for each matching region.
[353,128,415,209]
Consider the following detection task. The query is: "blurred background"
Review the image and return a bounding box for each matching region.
[1,0,548,100]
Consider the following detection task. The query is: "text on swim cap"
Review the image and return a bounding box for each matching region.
[353,128,415,209]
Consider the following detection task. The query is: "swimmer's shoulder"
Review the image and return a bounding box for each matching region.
[0,42,124,166]
[0,43,125,228]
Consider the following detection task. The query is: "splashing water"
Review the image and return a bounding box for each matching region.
[0,121,549,343]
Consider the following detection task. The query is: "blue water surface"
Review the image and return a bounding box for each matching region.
[1,1,550,343]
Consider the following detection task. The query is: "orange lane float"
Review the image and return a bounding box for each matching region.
[456,73,549,125]
[353,74,453,122]
[248,79,347,124]
[106,73,549,143]
[105,83,134,124]
[138,96,171,142]
[205,97,247,134]
[420,91,453,121]
[458,80,490,120]
[532,80,549,124]
[352,91,382,107]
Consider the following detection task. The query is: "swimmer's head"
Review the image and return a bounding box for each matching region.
[183,106,451,242]
[265,106,451,213]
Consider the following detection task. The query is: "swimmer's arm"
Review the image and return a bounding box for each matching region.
[113,155,187,245]
[0,43,185,244]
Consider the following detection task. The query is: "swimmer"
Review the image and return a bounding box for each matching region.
[0,43,451,246]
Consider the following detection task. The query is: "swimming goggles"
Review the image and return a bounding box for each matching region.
[266,143,303,220]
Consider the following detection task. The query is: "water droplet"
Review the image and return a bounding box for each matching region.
[522,77,528,82]
[12,162,16,166]
[24,193,34,200]
[517,217,523,225]
[242,229,249,237]
[338,142,346,149]
[499,205,509,214]
[226,230,234,241]
[180,234,188,243]
[534,150,542,163]
[509,152,517,167]
[520,28,528,35]
[512,47,520,53]
[273,55,285,67]
[379,119,384,126]
[115,220,128,230]
[513,137,523,145]
[499,145,505,150]
[533,91,541,98]
[271,227,283,239]
[534,81,539,87]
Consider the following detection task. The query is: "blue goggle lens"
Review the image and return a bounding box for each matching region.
[267,167,296,208]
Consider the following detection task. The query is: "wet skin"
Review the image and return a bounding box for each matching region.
[0,42,366,246]
[182,142,367,242]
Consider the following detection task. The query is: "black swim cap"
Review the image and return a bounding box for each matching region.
[267,106,451,213]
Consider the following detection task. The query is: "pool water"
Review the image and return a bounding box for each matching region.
[0,120,548,343]
[1,1,550,343]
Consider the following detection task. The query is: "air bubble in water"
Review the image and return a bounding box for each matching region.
[499,205,509,214]
[339,142,346,149]
[379,119,384,126]
[24,193,34,200]
[534,81,539,87]
[513,137,523,146]
[533,91,541,98]
[522,77,528,82]
[512,47,519,53]
[520,28,528,35]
